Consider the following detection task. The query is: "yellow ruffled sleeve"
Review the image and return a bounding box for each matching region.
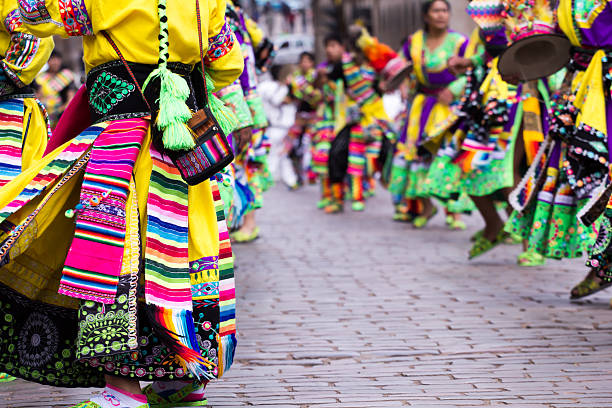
[205,0,243,92]
[1,6,54,86]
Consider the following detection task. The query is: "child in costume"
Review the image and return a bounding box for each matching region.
[0,0,243,407]
[287,51,320,189]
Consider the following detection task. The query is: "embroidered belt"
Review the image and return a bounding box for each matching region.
[86,60,198,124]
[0,80,34,100]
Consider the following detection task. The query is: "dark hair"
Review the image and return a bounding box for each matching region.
[324,33,344,47]
[50,50,63,60]
[299,52,315,63]
[422,0,450,32]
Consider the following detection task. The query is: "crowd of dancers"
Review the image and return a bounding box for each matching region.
[284,0,612,301]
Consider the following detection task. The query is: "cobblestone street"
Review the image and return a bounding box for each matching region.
[3,184,612,407]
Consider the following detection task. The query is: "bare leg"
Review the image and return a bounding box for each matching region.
[239,211,256,235]
[470,194,504,241]
[105,375,143,395]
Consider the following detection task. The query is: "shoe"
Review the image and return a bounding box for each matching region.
[445,215,453,226]
[144,382,208,408]
[570,274,612,300]
[468,230,505,259]
[449,219,466,231]
[352,201,365,212]
[317,198,331,209]
[69,402,149,408]
[413,207,438,229]
[231,227,260,243]
[517,251,545,267]
[503,232,522,245]
[393,212,413,223]
[470,229,483,242]
[0,373,14,382]
[324,203,343,214]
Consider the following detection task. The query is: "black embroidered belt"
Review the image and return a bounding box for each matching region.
[86,60,200,124]
[0,80,34,101]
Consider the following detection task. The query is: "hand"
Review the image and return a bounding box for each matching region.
[437,88,454,106]
[235,126,253,153]
[447,56,473,76]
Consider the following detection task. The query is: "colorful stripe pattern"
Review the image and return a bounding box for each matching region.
[18,0,59,27]
[145,145,210,379]
[59,119,147,304]
[347,125,366,177]
[0,99,25,188]
[342,54,378,107]
[211,178,236,376]
[174,130,233,180]
[0,124,104,222]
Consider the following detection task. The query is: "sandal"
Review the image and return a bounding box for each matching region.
[570,274,612,300]
[413,207,438,229]
[449,219,466,231]
[352,201,365,212]
[393,212,413,223]
[0,372,15,382]
[317,198,331,209]
[468,230,505,259]
[517,251,545,267]
[231,226,260,243]
[69,402,149,408]
[324,203,343,214]
[144,382,208,408]
[470,229,484,242]
[503,232,522,245]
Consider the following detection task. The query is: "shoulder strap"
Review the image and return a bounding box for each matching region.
[195,0,209,105]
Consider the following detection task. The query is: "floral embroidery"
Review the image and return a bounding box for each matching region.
[58,0,93,36]
[89,71,135,115]
[205,22,235,64]
[4,9,22,31]
[18,0,63,27]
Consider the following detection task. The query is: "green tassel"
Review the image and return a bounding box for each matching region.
[144,67,196,151]
[205,73,239,135]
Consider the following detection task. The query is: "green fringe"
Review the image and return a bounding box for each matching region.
[144,67,196,151]
[205,73,239,135]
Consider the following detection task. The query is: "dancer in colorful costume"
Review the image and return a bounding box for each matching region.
[0,0,243,406]
[224,0,270,242]
[498,0,600,269]
[287,51,320,188]
[442,1,523,258]
[542,0,612,298]
[390,0,470,228]
[311,38,345,211]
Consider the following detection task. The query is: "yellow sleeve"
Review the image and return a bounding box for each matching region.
[245,17,263,49]
[1,7,54,86]
[205,0,243,92]
[18,0,94,38]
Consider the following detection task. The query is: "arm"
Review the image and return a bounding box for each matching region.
[205,0,244,92]
[1,9,54,87]
[18,0,93,38]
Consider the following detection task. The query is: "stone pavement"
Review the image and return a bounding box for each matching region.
[3,184,612,408]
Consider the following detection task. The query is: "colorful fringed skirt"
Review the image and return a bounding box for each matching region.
[505,142,598,259]
[0,63,237,388]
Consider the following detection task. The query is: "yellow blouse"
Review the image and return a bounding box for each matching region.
[0,0,53,86]
[18,0,243,90]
